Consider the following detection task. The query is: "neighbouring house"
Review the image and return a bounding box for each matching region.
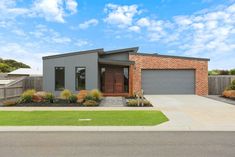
[0,68,43,99]
[42,47,209,96]
[8,68,42,77]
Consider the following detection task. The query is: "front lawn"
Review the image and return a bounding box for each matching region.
[0,111,168,126]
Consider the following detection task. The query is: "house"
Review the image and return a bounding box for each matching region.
[8,68,42,77]
[42,47,209,96]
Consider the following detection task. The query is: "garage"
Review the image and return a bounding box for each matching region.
[141,69,195,94]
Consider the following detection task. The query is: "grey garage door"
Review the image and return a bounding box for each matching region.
[141,70,195,94]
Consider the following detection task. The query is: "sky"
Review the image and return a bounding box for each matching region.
[0,0,235,71]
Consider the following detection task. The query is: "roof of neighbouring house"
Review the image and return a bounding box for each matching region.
[0,80,14,85]
[8,68,42,76]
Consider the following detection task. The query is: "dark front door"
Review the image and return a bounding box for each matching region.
[104,67,124,93]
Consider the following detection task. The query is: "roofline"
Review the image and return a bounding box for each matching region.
[103,47,139,55]
[42,48,104,60]
[131,52,210,61]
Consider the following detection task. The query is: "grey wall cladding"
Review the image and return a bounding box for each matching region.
[43,52,99,95]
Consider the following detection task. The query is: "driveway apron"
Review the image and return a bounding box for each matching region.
[145,95,235,130]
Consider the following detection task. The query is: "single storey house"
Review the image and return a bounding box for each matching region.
[42,47,209,96]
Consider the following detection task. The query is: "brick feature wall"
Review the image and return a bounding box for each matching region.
[129,54,209,96]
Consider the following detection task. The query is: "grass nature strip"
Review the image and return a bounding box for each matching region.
[0,110,168,126]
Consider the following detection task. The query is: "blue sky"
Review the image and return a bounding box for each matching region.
[0,0,235,71]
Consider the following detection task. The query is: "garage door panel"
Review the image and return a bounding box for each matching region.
[142,70,195,94]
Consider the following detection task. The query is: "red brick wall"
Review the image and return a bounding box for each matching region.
[129,54,208,96]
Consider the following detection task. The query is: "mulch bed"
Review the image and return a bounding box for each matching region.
[221,96,235,101]
[0,99,100,107]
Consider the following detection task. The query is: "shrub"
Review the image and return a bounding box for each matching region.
[127,99,152,107]
[32,94,44,103]
[22,89,36,97]
[230,91,235,98]
[229,69,235,75]
[223,90,231,97]
[19,89,36,103]
[68,95,77,103]
[83,100,98,106]
[85,95,96,101]
[232,79,235,85]
[44,92,54,103]
[89,89,102,101]
[77,90,89,103]
[127,100,138,107]
[223,90,235,98]
[60,89,72,100]
[227,85,235,90]
[31,91,47,103]
[2,100,18,106]
[225,80,235,91]
[142,100,152,107]
[35,91,47,98]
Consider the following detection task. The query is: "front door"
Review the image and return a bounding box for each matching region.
[104,67,124,93]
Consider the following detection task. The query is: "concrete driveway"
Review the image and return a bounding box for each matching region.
[145,95,235,131]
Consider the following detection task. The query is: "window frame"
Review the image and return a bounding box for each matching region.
[54,66,65,91]
[75,67,86,91]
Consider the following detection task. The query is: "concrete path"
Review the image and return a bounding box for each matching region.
[100,97,126,107]
[145,95,235,131]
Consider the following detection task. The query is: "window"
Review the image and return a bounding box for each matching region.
[75,67,86,90]
[55,67,65,91]
[123,67,129,92]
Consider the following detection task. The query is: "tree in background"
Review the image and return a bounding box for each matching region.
[0,58,30,73]
[230,69,235,75]
[209,69,235,75]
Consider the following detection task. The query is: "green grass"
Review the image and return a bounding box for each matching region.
[0,111,168,126]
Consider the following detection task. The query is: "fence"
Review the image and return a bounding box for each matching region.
[208,75,235,95]
[0,76,43,100]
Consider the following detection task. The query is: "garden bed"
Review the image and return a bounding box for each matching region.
[221,95,235,100]
[1,89,102,107]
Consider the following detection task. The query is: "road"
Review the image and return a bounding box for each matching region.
[0,132,234,157]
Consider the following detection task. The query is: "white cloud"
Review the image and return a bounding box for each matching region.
[0,0,78,23]
[66,0,78,14]
[30,24,71,44]
[32,0,66,23]
[0,0,29,22]
[79,19,99,29]
[128,26,140,32]
[174,16,192,26]
[137,18,150,27]
[74,39,90,47]
[104,3,140,28]
[11,29,26,36]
